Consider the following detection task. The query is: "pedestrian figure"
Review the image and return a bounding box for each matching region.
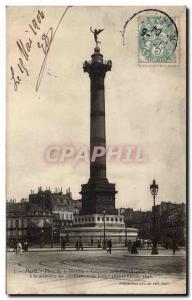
[91,237,93,246]
[24,241,28,252]
[106,240,109,253]
[147,240,150,249]
[61,238,66,251]
[79,240,83,250]
[75,240,79,250]
[6,242,11,252]
[97,240,101,248]
[21,241,24,250]
[131,242,138,254]
[135,239,141,249]
[163,239,168,249]
[103,239,106,249]
[127,240,132,252]
[17,242,23,255]
[172,238,176,255]
[108,239,112,253]
[13,241,17,252]
[168,238,172,249]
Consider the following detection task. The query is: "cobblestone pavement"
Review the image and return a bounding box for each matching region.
[6,249,186,295]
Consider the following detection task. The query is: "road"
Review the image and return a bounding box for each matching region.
[6,249,186,294]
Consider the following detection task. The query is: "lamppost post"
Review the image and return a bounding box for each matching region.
[150,179,159,255]
[125,217,128,247]
[103,210,106,249]
[15,219,19,244]
[51,222,54,248]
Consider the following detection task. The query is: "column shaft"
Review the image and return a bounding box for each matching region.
[90,75,106,179]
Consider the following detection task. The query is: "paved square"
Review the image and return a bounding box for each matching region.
[7,249,186,294]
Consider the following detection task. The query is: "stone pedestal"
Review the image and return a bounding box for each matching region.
[63,214,138,245]
[80,179,117,215]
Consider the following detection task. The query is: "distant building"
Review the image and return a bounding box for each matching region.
[72,199,82,215]
[123,201,186,245]
[29,186,78,227]
[6,198,52,246]
[124,209,152,240]
[156,202,186,245]
[6,187,82,246]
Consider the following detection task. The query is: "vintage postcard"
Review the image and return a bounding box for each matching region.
[6,6,187,295]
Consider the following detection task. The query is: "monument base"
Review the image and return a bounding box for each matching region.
[61,213,138,245]
[80,179,118,215]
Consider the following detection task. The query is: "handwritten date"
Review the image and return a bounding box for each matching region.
[10,9,44,91]
[10,7,71,92]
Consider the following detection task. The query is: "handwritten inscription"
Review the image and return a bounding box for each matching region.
[10,10,44,91]
[10,7,71,92]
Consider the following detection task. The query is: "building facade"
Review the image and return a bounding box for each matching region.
[6,199,53,246]
[6,188,82,246]
[123,201,186,246]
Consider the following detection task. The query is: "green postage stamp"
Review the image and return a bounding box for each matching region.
[138,16,178,65]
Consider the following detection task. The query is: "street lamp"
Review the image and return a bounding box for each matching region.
[103,210,106,249]
[150,179,159,255]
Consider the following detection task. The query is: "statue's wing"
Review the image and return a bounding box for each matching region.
[98,29,104,34]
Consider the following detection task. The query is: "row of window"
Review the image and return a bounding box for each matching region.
[8,211,51,217]
[75,217,123,223]
[54,222,72,227]
[52,206,73,212]
[7,218,50,228]
[7,220,73,230]
[7,219,26,228]
[8,216,123,227]
[61,214,73,220]
[7,229,27,236]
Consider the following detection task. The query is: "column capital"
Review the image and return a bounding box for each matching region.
[83,47,112,77]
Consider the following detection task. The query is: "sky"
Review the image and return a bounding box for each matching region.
[6,6,186,210]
